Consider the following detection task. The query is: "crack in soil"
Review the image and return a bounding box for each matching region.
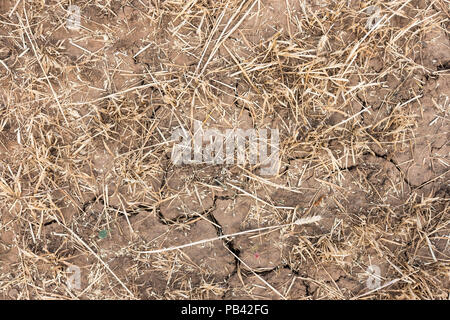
[207,195,241,271]
[370,150,414,189]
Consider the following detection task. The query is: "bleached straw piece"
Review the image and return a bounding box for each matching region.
[136,216,322,254]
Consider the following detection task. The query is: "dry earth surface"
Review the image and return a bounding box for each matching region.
[0,0,449,299]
